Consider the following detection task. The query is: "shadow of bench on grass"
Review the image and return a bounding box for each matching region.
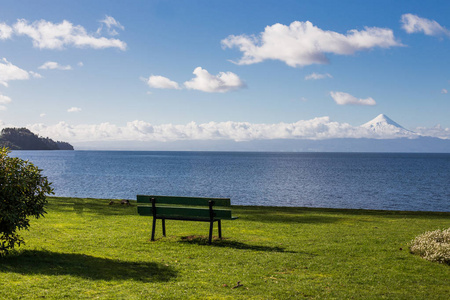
[178,236,303,254]
[0,250,177,282]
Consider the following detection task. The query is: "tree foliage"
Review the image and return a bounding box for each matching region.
[0,147,54,255]
[0,127,73,150]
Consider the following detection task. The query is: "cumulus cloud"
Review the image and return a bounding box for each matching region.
[78,61,84,67]
[441,88,448,94]
[143,68,245,93]
[67,107,82,113]
[330,91,376,106]
[29,71,43,78]
[222,20,402,67]
[0,58,33,87]
[0,94,12,104]
[0,23,13,39]
[24,116,431,145]
[23,118,352,143]
[401,14,450,37]
[0,93,12,111]
[39,61,72,70]
[145,75,181,90]
[415,125,450,139]
[305,72,332,80]
[184,67,245,93]
[98,16,124,36]
[12,18,126,50]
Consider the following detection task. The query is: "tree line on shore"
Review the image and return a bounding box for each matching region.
[0,127,74,150]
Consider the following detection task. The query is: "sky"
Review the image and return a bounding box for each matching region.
[0,0,449,148]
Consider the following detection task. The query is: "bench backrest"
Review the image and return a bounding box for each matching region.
[137,195,234,220]
[137,195,231,207]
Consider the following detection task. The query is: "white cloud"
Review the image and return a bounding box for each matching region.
[184,67,245,93]
[29,71,43,78]
[441,88,448,94]
[78,61,84,67]
[145,75,181,90]
[26,116,433,144]
[13,18,127,50]
[0,58,31,87]
[401,14,450,37]
[67,107,82,113]
[305,72,332,80]
[40,113,46,117]
[0,23,13,39]
[222,21,402,67]
[39,61,72,70]
[98,16,124,36]
[144,68,245,93]
[0,94,12,104]
[330,91,376,106]
[0,93,11,111]
[415,125,450,139]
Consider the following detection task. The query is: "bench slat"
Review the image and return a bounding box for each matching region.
[137,195,231,207]
[137,206,234,220]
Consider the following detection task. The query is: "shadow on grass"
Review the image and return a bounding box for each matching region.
[235,206,342,224]
[47,198,450,220]
[47,197,138,216]
[178,236,302,254]
[235,205,450,220]
[0,250,177,282]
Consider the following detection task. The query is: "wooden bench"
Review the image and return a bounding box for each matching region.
[137,195,237,244]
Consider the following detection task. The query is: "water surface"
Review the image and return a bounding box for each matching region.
[11,151,450,212]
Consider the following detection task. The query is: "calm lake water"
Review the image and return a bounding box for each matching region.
[10,151,450,212]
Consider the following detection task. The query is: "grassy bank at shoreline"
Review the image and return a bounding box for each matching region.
[1,197,449,299]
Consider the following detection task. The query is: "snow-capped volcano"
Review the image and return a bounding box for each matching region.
[361,114,416,138]
[362,114,407,130]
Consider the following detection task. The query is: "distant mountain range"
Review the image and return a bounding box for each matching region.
[73,114,450,152]
[0,128,74,150]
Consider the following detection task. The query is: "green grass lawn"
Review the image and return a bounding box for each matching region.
[1,197,449,299]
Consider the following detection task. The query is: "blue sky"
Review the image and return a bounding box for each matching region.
[0,0,449,147]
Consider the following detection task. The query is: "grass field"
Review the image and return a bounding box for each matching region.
[1,197,449,299]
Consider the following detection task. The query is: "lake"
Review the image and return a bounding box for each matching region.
[10,151,450,212]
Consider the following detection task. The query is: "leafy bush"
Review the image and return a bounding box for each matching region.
[0,147,54,255]
[409,228,450,264]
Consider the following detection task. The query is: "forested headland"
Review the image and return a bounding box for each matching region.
[0,127,74,150]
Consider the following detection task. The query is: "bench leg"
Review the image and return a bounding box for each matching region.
[162,218,166,237]
[151,217,156,241]
[218,220,222,239]
[209,221,213,245]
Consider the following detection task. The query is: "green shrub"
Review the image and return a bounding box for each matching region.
[409,228,450,264]
[0,147,54,255]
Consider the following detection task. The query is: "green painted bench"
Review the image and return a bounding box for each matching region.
[137,195,237,244]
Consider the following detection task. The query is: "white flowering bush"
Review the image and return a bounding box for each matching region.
[409,228,450,264]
